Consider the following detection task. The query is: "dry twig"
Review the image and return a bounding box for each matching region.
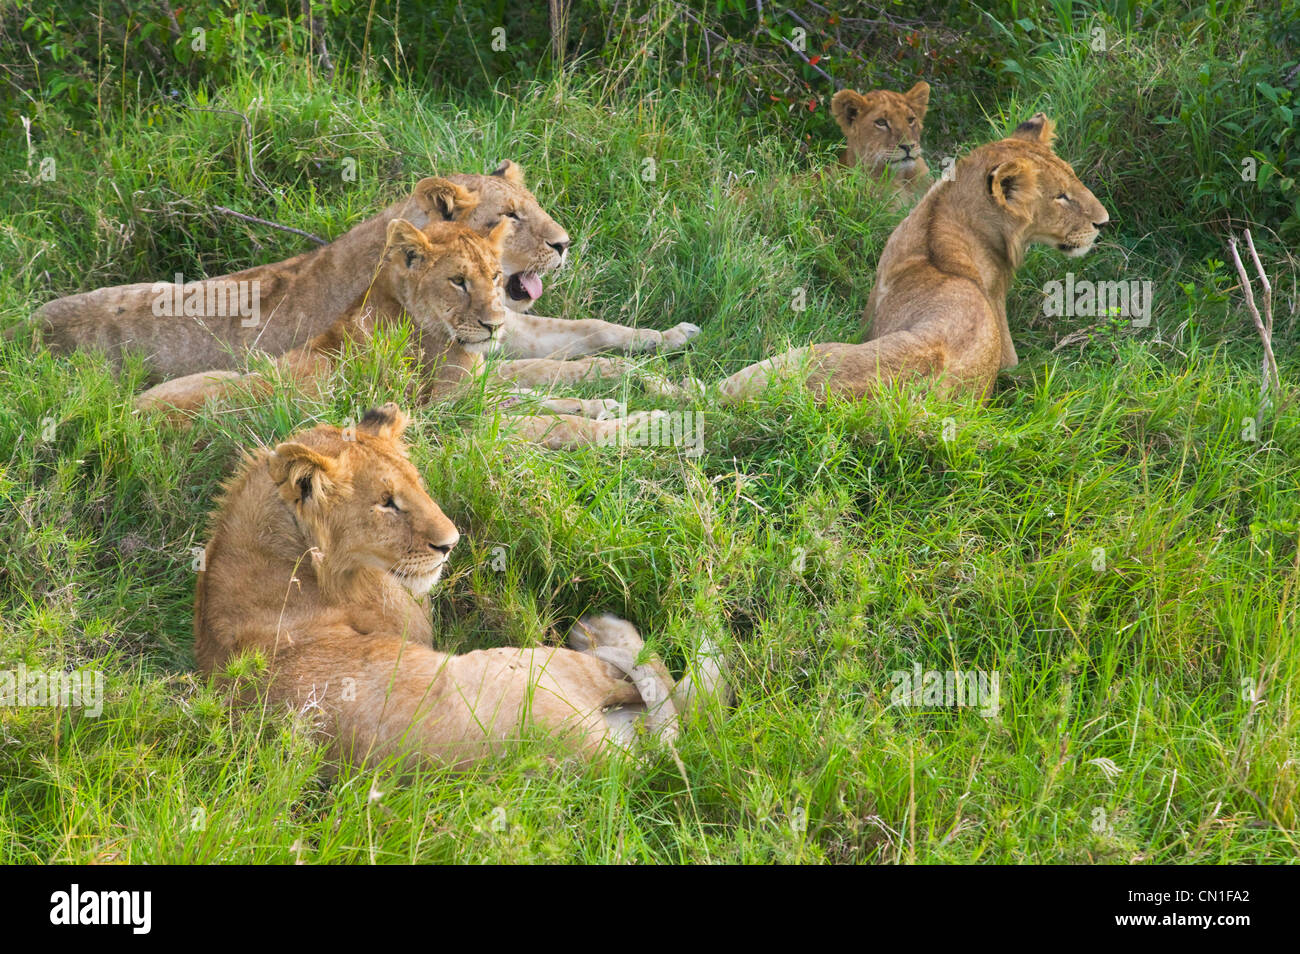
[211,206,327,246]
[1228,229,1283,427]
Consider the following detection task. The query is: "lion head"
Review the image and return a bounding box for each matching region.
[831,82,930,178]
[266,404,460,595]
[964,113,1110,260]
[373,215,510,355]
[402,161,570,309]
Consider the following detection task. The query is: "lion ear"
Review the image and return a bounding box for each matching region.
[831,89,868,130]
[268,442,337,506]
[1011,113,1056,146]
[357,403,410,442]
[988,158,1040,214]
[904,81,930,117]
[491,160,525,187]
[413,177,478,222]
[385,218,428,268]
[486,218,510,256]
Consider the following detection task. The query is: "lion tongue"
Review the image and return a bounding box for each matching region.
[508,271,544,302]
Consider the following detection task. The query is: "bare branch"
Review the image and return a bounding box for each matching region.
[211,206,327,246]
[782,5,870,69]
[1228,231,1283,428]
[777,33,836,87]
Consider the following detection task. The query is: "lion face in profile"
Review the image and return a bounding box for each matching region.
[408,162,570,309]
[266,404,460,595]
[375,215,509,355]
[831,82,930,177]
[977,114,1110,259]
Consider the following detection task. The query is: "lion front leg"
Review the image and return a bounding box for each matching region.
[499,311,700,360]
[503,410,670,451]
[487,356,635,389]
[498,386,623,420]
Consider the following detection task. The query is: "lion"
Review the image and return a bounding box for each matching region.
[719,114,1110,402]
[29,161,700,381]
[137,212,665,451]
[831,81,932,201]
[193,404,727,769]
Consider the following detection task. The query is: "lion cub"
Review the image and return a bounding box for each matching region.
[194,404,727,769]
[831,82,931,202]
[30,161,698,380]
[136,207,662,450]
[720,114,1110,402]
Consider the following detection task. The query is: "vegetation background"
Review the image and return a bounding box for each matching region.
[1,0,1297,862]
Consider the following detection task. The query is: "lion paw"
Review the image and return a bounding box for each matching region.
[586,398,626,420]
[640,374,705,399]
[659,322,702,350]
[539,396,624,419]
[619,409,671,429]
[570,613,645,653]
[630,323,701,354]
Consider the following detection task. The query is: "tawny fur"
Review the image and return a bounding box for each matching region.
[194,405,724,769]
[30,162,699,380]
[135,217,667,451]
[830,82,932,203]
[720,115,1110,402]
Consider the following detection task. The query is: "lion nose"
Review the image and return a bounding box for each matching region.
[548,238,570,255]
[479,318,503,334]
[900,143,914,156]
[1094,218,1112,230]
[429,531,458,555]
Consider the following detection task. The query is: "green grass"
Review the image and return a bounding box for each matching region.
[1,37,1297,863]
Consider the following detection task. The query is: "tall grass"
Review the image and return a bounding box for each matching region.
[1,22,1296,862]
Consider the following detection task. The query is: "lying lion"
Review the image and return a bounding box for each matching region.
[193,404,727,768]
[831,82,932,202]
[30,161,700,381]
[137,206,663,451]
[720,114,1109,402]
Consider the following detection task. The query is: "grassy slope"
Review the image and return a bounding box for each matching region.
[0,44,1297,863]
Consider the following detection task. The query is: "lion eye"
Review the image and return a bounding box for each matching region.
[451,276,467,290]
[908,116,917,124]
[381,495,400,512]
[505,211,521,221]
[874,118,890,129]
[1056,193,1070,202]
